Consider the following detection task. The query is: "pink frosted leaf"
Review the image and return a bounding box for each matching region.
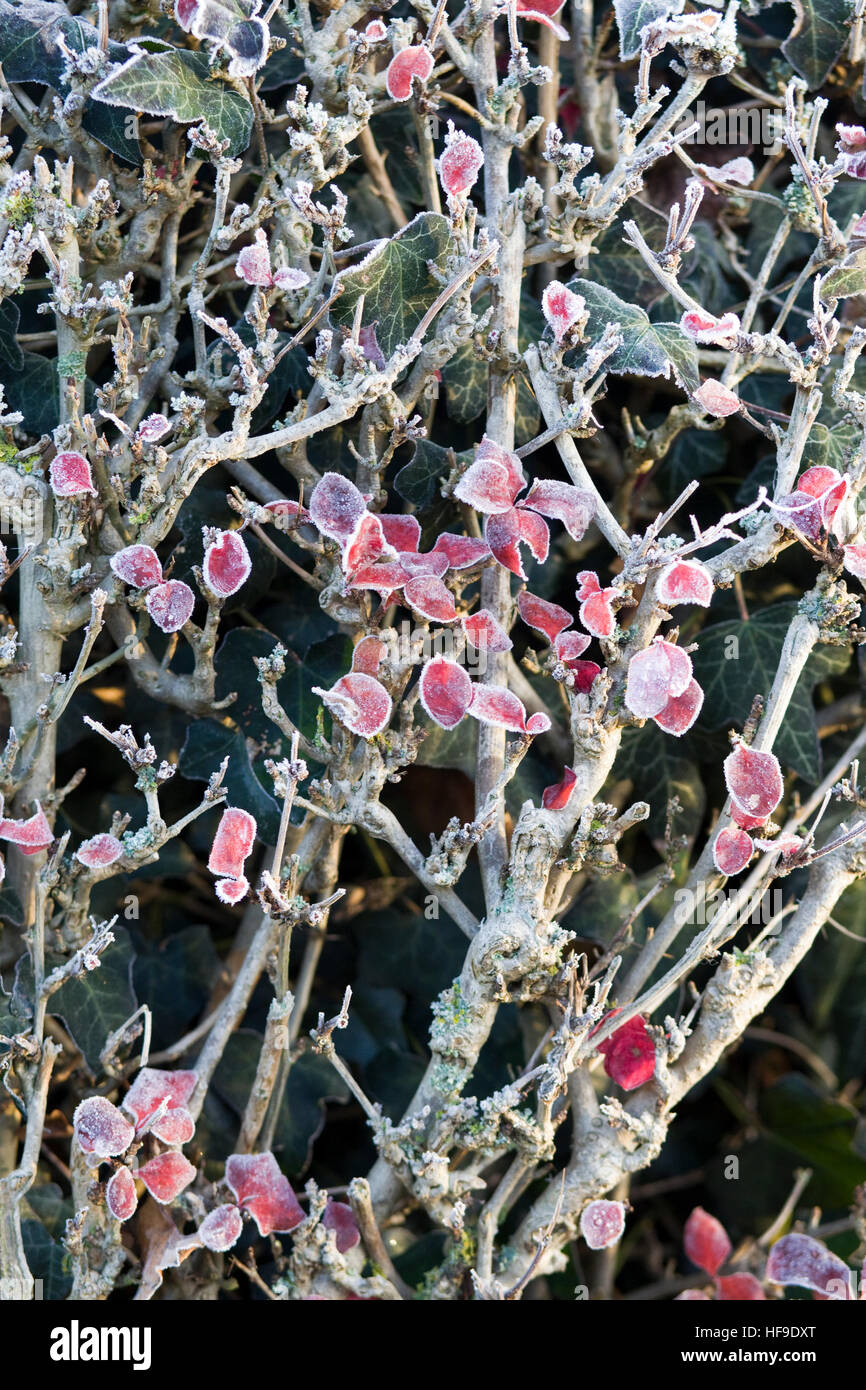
[309,472,367,543]
[837,123,866,154]
[439,130,484,199]
[684,1207,732,1277]
[199,1203,244,1252]
[454,436,525,515]
[342,512,397,575]
[773,489,823,543]
[146,580,195,633]
[596,1014,655,1091]
[716,1273,766,1301]
[577,582,617,639]
[272,266,310,292]
[398,550,448,580]
[351,635,385,675]
[0,803,53,852]
[357,323,385,368]
[313,672,392,738]
[215,875,249,905]
[402,575,458,623]
[730,803,766,832]
[554,630,591,664]
[149,1107,195,1148]
[364,19,388,41]
[541,282,586,344]
[322,1200,360,1253]
[75,833,124,869]
[675,1289,711,1300]
[462,609,512,654]
[430,533,491,569]
[208,807,257,879]
[110,544,163,589]
[138,1151,197,1205]
[419,656,472,729]
[485,508,549,579]
[50,451,97,498]
[766,1233,852,1300]
[517,590,572,644]
[710,156,755,185]
[385,45,434,101]
[515,0,568,39]
[843,543,866,581]
[204,530,252,597]
[571,659,601,692]
[724,742,783,822]
[754,833,802,857]
[625,640,692,719]
[542,766,577,810]
[235,231,272,286]
[679,311,741,349]
[798,465,847,529]
[523,480,594,542]
[657,559,714,608]
[345,560,406,597]
[106,1166,138,1222]
[123,1068,198,1132]
[137,413,171,443]
[580,1199,626,1251]
[468,684,529,733]
[378,514,420,552]
[225,1151,304,1236]
[693,379,741,417]
[262,499,310,527]
[713,825,753,876]
[74,1096,135,1158]
[653,677,704,736]
[525,712,551,734]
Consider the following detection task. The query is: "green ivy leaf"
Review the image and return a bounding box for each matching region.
[132,925,220,1051]
[782,0,850,89]
[21,1220,73,1300]
[613,0,683,59]
[0,299,23,370]
[802,416,859,473]
[395,439,453,508]
[570,279,699,391]
[820,249,866,302]
[618,721,706,839]
[441,291,544,444]
[179,718,282,843]
[92,45,253,158]
[330,212,455,359]
[52,925,137,1073]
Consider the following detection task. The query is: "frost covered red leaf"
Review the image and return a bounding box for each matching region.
[0,803,54,853]
[342,512,398,575]
[713,825,753,876]
[716,1273,766,1300]
[312,672,393,738]
[198,1203,244,1252]
[75,833,124,869]
[517,591,572,644]
[149,1108,196,1148]
[203,529,252,596]
[385,45,434,101]
[656,559,714,608]
[625,640,692,719]
[724,742,783,822]
[309,473,367,542]
[522,480,595,542]
[693,379,741,417]
[146,580,195,634]
[225,1151,305,1236]
[468,684,531,733]
[106,1166,138,1222]
[138,1151,197,1204]
[594,1012,656,1091]
[73,1096,135,1158]
[439,127,484,198]
[378,514,421,552]
[419,656,473,729]
[208,807,257,880]
[765,1233,852,1299]
[462,609,512,653]
[580,1199,626,1251]
[110,544,163,589]
[454,437,525,514]
[322,1200,360,1252]
[430,534,491,569]
[542,767,577,810]
[123,1068,198,1133]
[402,575,458,622]
[351,635,385,675]
[485,507,549,578]
[684,1207,731,1277]
[653,677,704,736]
[541,282,586,343]
[49,451,97,498]
[576,571,617,638]
[515,0,568,39]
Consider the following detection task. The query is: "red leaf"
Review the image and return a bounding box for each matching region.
[149,1107,195,1148]
[203,529,252,596]
[110,544,163,589]
[235,229,272,286]
[580,1200,626,1251]
[123,1068,198,1133]
[397,551,448,580]
[468,683,529,732]
[712,825,753,876]
[542,767,577,810]
[693,379,741,417]
[597,1014,656,1091]
[462,609,512,653]
[576,572,617,638]
[225,1152,305,1236]
[485,508,549,578]
[419,656,472,729]
[766,1233,852,1300]
[385,45,434,101]
[74,833,124,868]
[430,534,491,569]
[439,129,484,198]
[378,514,421,552]
[309,472,367,543]
[138,1151,197,1204]
[342,512,397,575]
[351,635,385,675]
[215,875,250,905]
[74,1096,135,1158]
[843,543,866,580]
[679,310,740,348]
[262,500,310,528]
[322,1200,360,1253]
[525,711,551,734]
[454,436,525,514]
[199,1203,244,1252]
[49,450,97,497]
[625,640,692,719]
[345,560,407,597]
[313,672,392,738]
[541,282,586,344]
[684,1207,731,1277]
[724,742,783,822]
[716,1273,766,1301]
[402,575,458,622]
[653,677,704,736]
[570,659,601,693]
[515,0,568,38]
[146,580,195,633]
[208,807,257,880]
[137,413,170,443]
[106,1166,138,1222]
[656,558,714,608]
[522,479,595,541]
[0,803,54,851]
[517,590,572,644]
[730,802,766,832]
[554,631,591,664]
[798,466,847,529]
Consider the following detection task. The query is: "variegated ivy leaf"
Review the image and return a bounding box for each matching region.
[569,278,699,391]
[92,42,254,158]
[330,213,455,360]
[782,0,850,90]
[819,248,866,303]
[175,0,269,79]
[613,0,684,59]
